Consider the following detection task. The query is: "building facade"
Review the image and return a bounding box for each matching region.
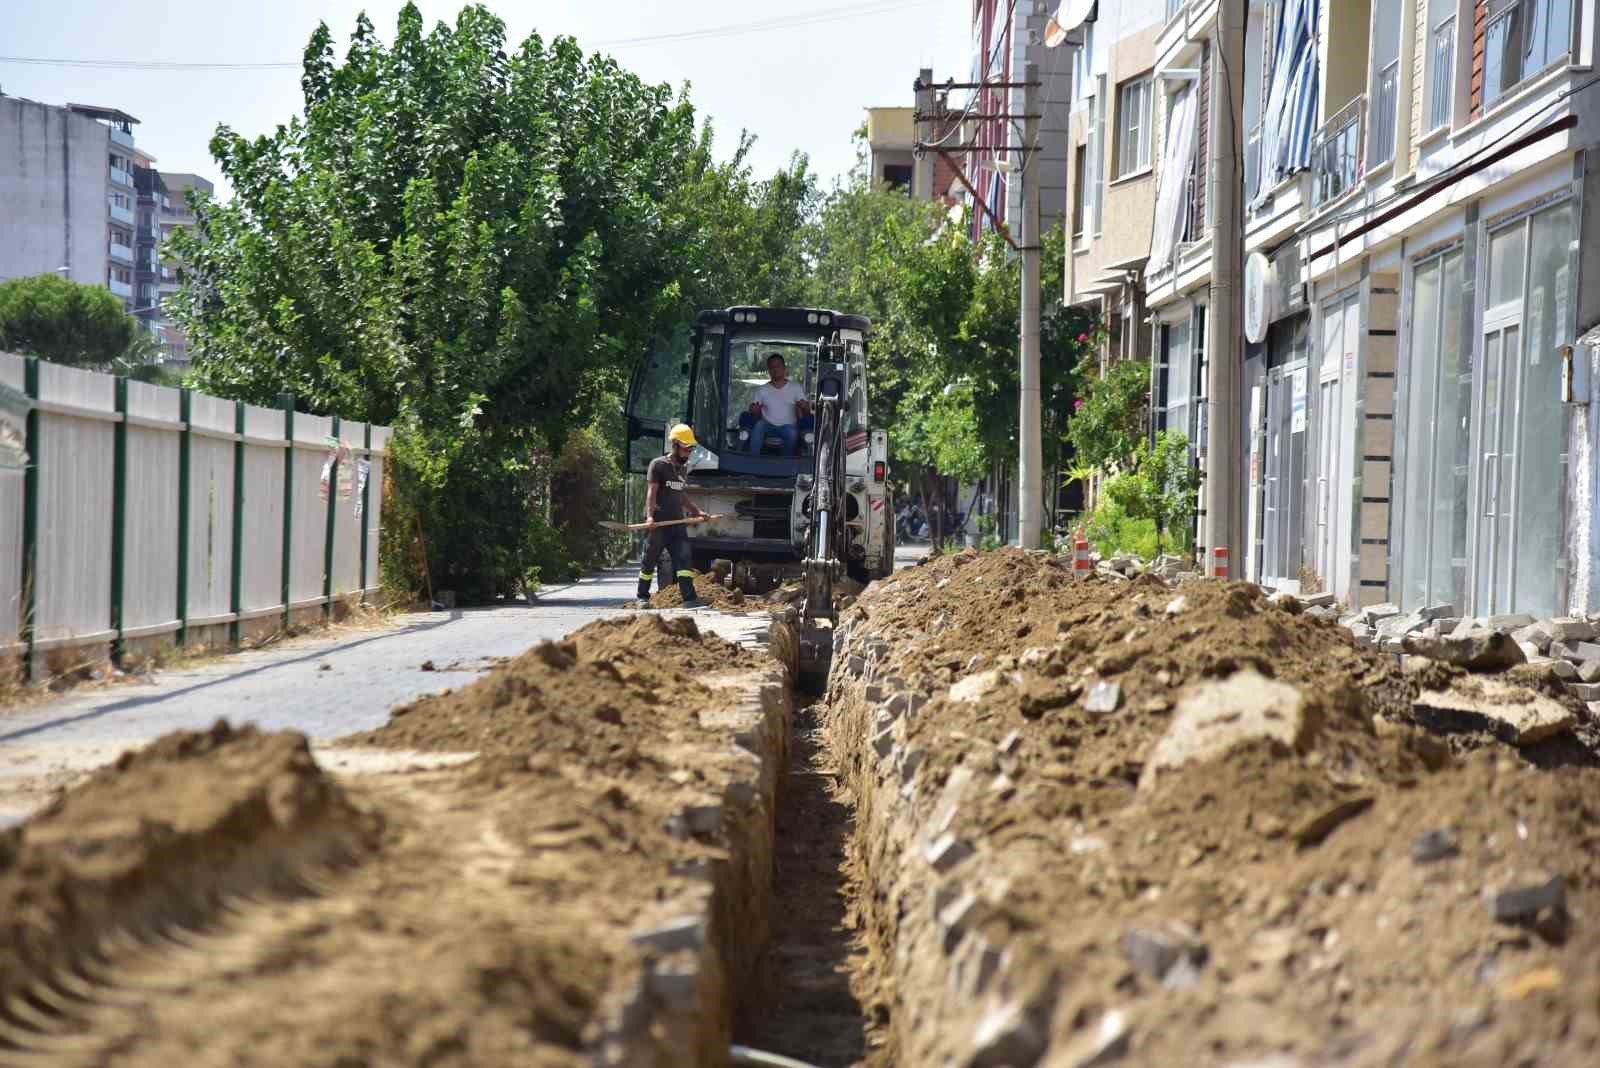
[1122,0,1600,617]
[155,172,214,369]
[0,97,144,310]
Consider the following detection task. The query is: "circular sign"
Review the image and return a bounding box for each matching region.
[1244,251,1270,344]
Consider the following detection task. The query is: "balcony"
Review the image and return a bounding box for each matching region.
[109,125,135,149]
[109,201,135,226]
[108,277,133,299]
[1311,96,1365,210]
[1428,16,1456,130]
[1369,60,1399,168]
[109,166,133,188]
[108,241,135,265]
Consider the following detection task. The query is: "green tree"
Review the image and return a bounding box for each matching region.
[1067,357,1149,470]
[0,274,137,369]
[1099,430,1200,555]
[170,5,810,598]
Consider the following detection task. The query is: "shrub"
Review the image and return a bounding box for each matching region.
[552,426,625,570]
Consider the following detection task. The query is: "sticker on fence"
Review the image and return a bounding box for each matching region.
[319,439,353,502]
[354,459,371,519]
[0,382,30,469]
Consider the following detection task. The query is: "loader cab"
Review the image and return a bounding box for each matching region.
[624,306,871,480]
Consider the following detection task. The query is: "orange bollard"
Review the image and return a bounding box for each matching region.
[1212,546,1229,579]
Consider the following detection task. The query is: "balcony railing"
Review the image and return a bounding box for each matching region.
[1369,60,1398,167]
[109,166,133,188]
[109,201,135,226]
[1245,121,1262,203]
[1428,16,1456,130]
[108,241,135,265]
[1312,96,1365,209]
[108,278,133,299]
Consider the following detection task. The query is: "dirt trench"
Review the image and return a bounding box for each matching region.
[0,614,797,1068]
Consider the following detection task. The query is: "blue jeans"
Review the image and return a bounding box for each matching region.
[750,419,798,456]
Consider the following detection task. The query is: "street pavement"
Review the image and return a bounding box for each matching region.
[0,548,930,824]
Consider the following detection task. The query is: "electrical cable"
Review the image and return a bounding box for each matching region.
[0,0,943,71]
[919,0,1023,152]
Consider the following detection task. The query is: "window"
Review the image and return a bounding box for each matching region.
[881,164,913,190]
[1484,0,1572,108]
[1116,76,1153,177]
[1159,317,1194,442]
[1089,76,1107,232]
[1072,146,1088,239]
[1368,0,1402,166]
[1427,0,1457,130]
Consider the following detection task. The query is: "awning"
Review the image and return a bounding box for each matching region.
[1103,253,1150,272]
[1149,86,1199,270]
[1045,0,1097,47]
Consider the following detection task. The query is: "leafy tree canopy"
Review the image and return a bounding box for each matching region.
[0,274,137,369]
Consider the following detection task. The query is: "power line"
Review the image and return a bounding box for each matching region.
[0,0,942,72]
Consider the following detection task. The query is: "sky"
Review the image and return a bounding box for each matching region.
[0,0,975,200]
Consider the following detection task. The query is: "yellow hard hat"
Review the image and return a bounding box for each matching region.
[667,423,697,449]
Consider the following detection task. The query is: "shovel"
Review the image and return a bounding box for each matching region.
[599,514,727,532]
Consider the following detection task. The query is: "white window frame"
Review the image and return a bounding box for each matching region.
[1116,76,1154,178]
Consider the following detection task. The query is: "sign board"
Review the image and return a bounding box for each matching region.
[1244,251,1270,344]
[1291,368,1308,433]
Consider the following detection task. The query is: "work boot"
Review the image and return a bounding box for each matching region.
[633,597,653,610]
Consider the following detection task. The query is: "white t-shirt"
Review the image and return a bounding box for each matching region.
[753,379,807,426]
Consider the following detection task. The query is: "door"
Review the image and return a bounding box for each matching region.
[623,332,696,473]
[1474,319,1519,613]
[1259,360,1308,591]
[1313,296,1360,599]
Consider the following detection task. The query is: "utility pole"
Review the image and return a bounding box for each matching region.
[1019,61,1043,550]
[1203,0,1245,571]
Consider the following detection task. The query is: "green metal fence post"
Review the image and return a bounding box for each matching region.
[229,400,245,647]
[20,358,40,679]
[110,376,128,664]
[322,414,340,622]
[176,388,192,646]
[358,423,372,606]
[281,393,294,634]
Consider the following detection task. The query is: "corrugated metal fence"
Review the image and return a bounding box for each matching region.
[0,352,390,676]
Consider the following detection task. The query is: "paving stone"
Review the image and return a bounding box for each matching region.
[1120,927,1207,985]
[1083,679,1122,714]
[1363,603,1401,624]
[937,891,982,951]
[1547,658,1579,680]
[1569,640,1600,661]
[1579,659,1600,683]
[1411,828,1460,864]
[1487,873,1566,923]
[1402,629,1527,671]
[1300,592,1337,608]
[1566,681,1600,702]
[923,832,975,873]
[967,1004,1046,1068]
[898,746,925,785]
[1413,677,1576,745]
[1418,603,1457,621]
[1140,671,1313,790]
[950,669,1010,703]
[1511,625,1553,654]
[1487,613,1537,632]
[629,916,704,954]
[872,727,896,758]
[1547,617,1597,642]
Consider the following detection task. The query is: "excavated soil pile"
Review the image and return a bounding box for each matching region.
[3,616,784,1067]
[650,573,755,611]
[833,548,1600,1068]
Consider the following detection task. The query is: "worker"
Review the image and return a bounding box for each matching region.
[637,423,709,610]
[746,352,810,456]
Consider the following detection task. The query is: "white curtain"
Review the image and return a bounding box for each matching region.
[1149,86,1199,270]
[1253,0,1320,206]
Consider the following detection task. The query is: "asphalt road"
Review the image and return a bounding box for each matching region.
[0,548,930,825]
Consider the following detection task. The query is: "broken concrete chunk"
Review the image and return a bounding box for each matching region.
[682,803,723,835]
[1083,680,1122,714]
[1418,602,1456,621]
[629,916,704,954]
[1548,659,1579,681]
[1140,671,1314,790]
[938,891,982,952]
[967,1004,1046,1068]
[1413,677,1576,746]
[1511,623,1553,654]
[1165,595,1188,616]
[1292,795,1373,846]
[1487,873,1566,923]
[1567,681,1600,702]
[1578,659,1600,683]
[1486,613,1537,633]
[1411,828,1460,864]
[998,728,1024,755]
[1547,617,1597,642]
[646,960,699,1007]
[898,746,925,785]
[1057,1009,1132,1068]
[923,832,976,873]
[872,727,896,758]
[951,669,1010,703]
[1364,603,1401,624]
[1120,927,1207,985]
[1402,629,1526,671]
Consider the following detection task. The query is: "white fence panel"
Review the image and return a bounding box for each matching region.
[187,394,237,625]
[291,414,333,605]
[364,426,391,591]
[0,353,24,652]
[34,362,115,650]
[240,403,287,616]
[123,382,182,637]
[329,422,365,597]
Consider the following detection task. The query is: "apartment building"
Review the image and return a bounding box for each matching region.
[0,96,144,311]
[132,151,168,338]
[1132,0,1600,618]
[1060,1,1172,373]
[155,172,214,368]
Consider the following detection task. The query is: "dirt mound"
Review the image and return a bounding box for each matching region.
[835,549,1600,1067]
[350,614,761,755]
[650,571,757,611]
[0,721,379,1020]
